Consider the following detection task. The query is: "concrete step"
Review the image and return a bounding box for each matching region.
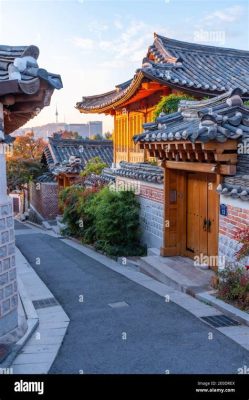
[139,255,213,296]
[139,256,194,292]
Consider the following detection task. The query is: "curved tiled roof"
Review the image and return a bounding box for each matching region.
[36,172,57,183]
[111,161,164,184]
[76,34,249,113]
[133,91,249,144]
[43,138,113,175]
[217,178,249,201]
[0,44,63,134]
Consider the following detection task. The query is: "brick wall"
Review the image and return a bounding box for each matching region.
[30,182,59,220]
[115,177,164,249]
[0,201,18,337]
[219,195,249,267]
[219,205,249,239]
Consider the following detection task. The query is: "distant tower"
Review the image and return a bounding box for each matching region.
[55,105,59,124]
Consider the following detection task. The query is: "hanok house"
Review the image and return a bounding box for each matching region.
[76,34,249,269]
[134,91,249,269]
[30,137,113,220]
[0,44,62,345]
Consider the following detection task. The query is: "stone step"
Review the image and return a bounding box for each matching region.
[139,255,213,296]
[139,256,194,291]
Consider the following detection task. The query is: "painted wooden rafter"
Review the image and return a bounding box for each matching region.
[140,140,238,175]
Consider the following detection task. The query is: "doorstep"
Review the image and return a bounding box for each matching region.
[139,255,214,297]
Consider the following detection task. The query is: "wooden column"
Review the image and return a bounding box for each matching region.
[0,103,18,339]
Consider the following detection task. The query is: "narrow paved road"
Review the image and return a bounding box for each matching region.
[15,225,249,374]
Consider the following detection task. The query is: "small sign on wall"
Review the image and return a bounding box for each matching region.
[220,203,228,216]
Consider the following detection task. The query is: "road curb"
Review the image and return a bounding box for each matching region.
[196,291,249,327]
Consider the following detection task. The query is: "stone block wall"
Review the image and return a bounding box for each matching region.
[30,182,59,220]
[218,195,249,267]
[115,177,164,249]
[0,201,18,338]
[138,197,164,249]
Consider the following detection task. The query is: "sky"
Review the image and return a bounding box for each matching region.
[0,0,249,133]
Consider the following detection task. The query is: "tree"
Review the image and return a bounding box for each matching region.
[104,131,113,140]
[154,93,194,119]
[53,130,80,139]
[80,156,107,177]
[90,134,103,141]
[6,131,47,209]
[7,159,45,192]
[8,131,46,160]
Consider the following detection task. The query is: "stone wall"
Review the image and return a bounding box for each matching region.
[30,182,59,220]
[115,177,164,249]
[218,195,249,267]
[0,201,18,337]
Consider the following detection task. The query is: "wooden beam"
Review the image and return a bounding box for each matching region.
[166,161,217,173]
[166,161,236,175]
[214,153,237,163]
[202,141,238,151]
[219,164,236,175]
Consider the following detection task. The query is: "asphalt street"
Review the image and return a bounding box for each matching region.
[15,228,249,374]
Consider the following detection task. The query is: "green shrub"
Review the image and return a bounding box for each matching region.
[59,185,146,257]
[154,93,194,120]
[59,186,98,238]
[80,156,107,177]
[85,187,146,256]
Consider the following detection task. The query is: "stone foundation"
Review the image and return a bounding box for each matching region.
[0,200,18,338]
[115,177,164,249]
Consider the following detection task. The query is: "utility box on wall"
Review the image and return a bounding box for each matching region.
[220,204,228,217]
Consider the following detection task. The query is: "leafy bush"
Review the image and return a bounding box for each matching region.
[217,265,249,310]
[86,187,145,256]
[154,93,194,119]
[59,186,98,238]
[59,185,146,257]
[80,156,107,177]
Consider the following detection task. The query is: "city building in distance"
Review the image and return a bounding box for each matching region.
[12,121,103,140]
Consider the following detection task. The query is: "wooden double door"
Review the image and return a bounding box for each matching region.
[163,169,219,269]
[186,172,218,261]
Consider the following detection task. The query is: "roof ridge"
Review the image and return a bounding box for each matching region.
[155,34,249,57]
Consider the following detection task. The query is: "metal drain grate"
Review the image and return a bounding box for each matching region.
[108,301,129,309]
[201,314,240,328]
[33,297,58,310]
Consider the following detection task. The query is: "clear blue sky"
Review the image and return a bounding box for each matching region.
[0,0,248,132]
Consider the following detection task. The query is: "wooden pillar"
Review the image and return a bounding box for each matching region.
[127,111,130,162]
[113,114,117,165]
[0,103,18,339]
[160,166,179,256]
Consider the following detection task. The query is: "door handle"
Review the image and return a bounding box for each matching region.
[206,219,211,232]
[203,218,207,231]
